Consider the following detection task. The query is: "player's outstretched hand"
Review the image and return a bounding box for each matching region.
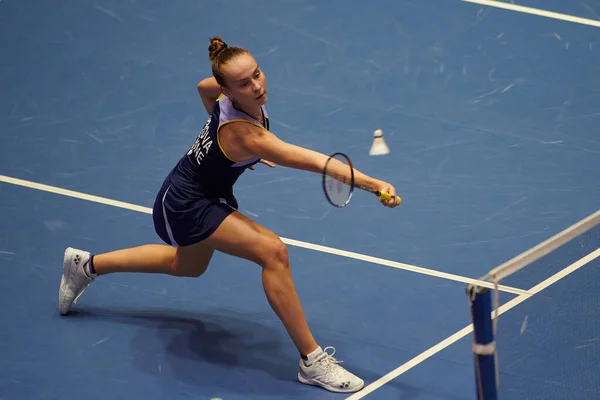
[376,180,400,208]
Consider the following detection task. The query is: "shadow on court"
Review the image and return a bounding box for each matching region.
[61,306,423,398]
[63,307,301,395]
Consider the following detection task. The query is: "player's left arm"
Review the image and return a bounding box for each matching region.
[197,77,222,115]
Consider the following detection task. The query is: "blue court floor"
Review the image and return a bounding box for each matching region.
[1,1,599,399]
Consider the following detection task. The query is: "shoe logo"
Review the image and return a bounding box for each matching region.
[340,382,349,388]
[74,254,81,265]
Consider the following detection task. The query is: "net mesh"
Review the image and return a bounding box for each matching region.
[468,209,600,399]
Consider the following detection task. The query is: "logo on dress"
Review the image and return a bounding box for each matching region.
[187,116,214,165]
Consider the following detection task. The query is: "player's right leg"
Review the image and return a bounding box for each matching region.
[201,210,364,393]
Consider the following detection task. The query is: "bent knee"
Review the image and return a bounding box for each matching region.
[171,243,214,277]
[257,236,289,269]
[170,260,208,278]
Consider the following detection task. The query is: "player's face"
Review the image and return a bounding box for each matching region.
[221,53,267,109]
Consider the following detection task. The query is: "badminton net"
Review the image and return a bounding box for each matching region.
[466,209,600,399]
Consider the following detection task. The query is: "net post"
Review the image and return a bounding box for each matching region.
[467,283,498,400]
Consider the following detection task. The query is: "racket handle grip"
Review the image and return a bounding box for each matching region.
[376,191,401,204]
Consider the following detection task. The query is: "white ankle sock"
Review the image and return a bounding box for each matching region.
[302,346,323,366]
[83,261,96,278]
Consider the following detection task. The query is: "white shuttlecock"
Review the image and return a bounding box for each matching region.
[369,129,390,156]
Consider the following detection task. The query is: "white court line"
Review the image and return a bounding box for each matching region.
[462,0,600,28]
[0,173,527,295]
[346,247,600,399]
[283,238,529,295]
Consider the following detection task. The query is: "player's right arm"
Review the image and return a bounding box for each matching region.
[228,122,386,194]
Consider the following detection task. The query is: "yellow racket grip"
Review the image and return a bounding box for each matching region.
[376,191,401,205]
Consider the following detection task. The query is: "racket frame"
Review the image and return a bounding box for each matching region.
[322,152,397,207]
[322,152,355,208]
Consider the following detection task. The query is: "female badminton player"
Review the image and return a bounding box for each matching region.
[58,36,399,393]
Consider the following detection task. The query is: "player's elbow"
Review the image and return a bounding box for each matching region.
[241,127,325,172]
[197,79,209,94]
[197,78,219,96]
[268,146,323,172]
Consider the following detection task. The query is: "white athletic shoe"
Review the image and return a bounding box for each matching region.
[298,346,364,393]
[58,247,94,315]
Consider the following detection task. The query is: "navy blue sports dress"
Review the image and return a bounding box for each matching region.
[153,95,269,247]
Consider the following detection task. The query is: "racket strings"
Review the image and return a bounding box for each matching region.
[323,153,354,207]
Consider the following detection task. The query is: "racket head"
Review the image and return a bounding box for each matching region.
[322,152,354,207]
